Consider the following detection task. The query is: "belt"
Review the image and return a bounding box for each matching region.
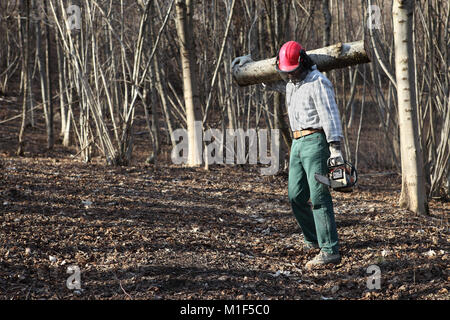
[293,128,323,139]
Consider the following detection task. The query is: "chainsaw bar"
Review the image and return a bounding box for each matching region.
[314,173,331,186]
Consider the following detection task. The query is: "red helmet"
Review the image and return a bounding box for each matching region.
[277,41,304,72]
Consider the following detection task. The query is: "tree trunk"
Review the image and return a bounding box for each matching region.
[154,53,176,150]
[17,0,31,156]
[44,1,54,149]
[322,0,331,47]
[232,40,370,86]
[268,0,291,163]
[393,0,428,215]
[35,0,54,150]
[175,0,202,166]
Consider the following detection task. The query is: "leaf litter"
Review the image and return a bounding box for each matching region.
[0,155,448,300]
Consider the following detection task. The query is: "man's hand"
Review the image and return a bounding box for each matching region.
[328,141,344,166]
[231,54,253,70]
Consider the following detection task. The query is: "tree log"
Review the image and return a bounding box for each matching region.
[232,40,370,86]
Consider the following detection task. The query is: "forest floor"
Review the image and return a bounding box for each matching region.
[0,97,449,300]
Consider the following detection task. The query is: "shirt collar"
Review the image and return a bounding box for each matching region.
[287,65,318,86]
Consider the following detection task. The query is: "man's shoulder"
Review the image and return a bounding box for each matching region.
[308,68,333,87]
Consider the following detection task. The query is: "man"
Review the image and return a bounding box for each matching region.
[232,41,344,269]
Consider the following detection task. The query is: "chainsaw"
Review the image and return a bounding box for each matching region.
[314,159,358,193]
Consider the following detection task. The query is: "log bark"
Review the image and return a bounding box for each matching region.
[232,40,370,86]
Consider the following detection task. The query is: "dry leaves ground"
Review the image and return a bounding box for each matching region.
[0,99,448,300]
[0,155,448,300]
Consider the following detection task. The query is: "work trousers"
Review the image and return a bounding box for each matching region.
[288,131,339,254]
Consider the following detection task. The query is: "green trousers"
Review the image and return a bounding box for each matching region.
[288,132,339,254]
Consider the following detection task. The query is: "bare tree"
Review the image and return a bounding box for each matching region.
[35,0,54,149]
[175,0,202,166]
[17,0,31,156]
[322,0,331,47]
[393,0,428,215]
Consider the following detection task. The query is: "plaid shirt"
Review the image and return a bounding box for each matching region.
[267,65,343,143]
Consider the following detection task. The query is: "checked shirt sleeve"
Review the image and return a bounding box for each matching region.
[312,77,343,143]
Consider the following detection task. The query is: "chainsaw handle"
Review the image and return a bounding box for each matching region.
[327,156,345,168]
[346,160,358,187]
[327,159,358,188]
